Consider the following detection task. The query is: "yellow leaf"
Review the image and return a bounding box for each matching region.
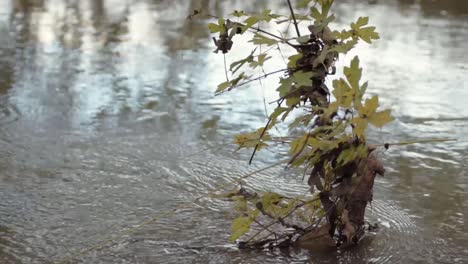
[229,217,249,241]
[260,192,283,211]
[352,117,368,137]
[343,56,361,90]
[289,134,308,156]
[234,128,271,150]
[368,109,395,128]
[230,216,249,241]
[260,192,290,217]
[359,95,378,117]
[229,209,259,242]
[232,196,248,212]
[332,79,353,107]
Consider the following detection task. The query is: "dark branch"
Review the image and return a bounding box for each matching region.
[248,98,284,165]
[286,0,301,37]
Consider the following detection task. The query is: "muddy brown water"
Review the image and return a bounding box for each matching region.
[0,0,467,263]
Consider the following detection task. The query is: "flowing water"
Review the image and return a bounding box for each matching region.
[0,0,467,263]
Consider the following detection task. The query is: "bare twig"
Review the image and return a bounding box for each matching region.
[376,138,457,147]
[245,197,319,244]
[248,98,285,165]
[286,0,301,37]
[215,69,288,96]
[200,12,297,48]
[223,54,229,82]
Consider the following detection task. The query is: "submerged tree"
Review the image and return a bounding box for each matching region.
[199,0,393,249]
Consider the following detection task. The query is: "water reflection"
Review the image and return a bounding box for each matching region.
[0,0,467,263]
[397,0,468,16]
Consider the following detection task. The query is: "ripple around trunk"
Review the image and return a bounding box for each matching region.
[0,0,467,263]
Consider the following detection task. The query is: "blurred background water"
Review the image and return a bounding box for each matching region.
[0,0,466,263]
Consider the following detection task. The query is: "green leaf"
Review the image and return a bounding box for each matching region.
[242,16,259,31]
[308,137,340,152]
[289,154,309,168]
[355,143,369,158]
[249,53,272,68]
[356,26,380,44]
[281,108,293,122]
[208,18,226,33]
[310,7,322,20]
[320,14,335,29]
[296,35,310,44]
[336,143,368,168]
[333,29,353,40]
[215,73,249,94]
[277,76,294,98]
[292,14,313,22]
[319,0,334,18]
[297,0,314,8]
[259,9,280,20]
[352,17,369,29]
[287,54,303,68]
[230,73,247,87]
[250,33,278,46]
[279,71,313,106]
[216,81,230,93]
[332,39,357,53]
[337,147,358,166]
[310,0,334,28]
[286,97,301,107]
[350,17,380,44]
[292,71,314,87]
[230,50,255,74]
[231,10,248,17]
[241,10,279,32]
[288,114,313,129]
[290,134,308,156]
[269,107,289,121]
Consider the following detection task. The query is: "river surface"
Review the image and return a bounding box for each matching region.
[0,0,467,263]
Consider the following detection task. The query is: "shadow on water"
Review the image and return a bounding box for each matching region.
[0,0,467,263]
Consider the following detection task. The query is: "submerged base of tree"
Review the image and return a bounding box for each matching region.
[232,149,384,251]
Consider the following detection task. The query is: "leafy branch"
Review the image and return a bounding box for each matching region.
[201,0,415,250]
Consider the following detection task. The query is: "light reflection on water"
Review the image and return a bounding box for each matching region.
[0,0,467,263]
